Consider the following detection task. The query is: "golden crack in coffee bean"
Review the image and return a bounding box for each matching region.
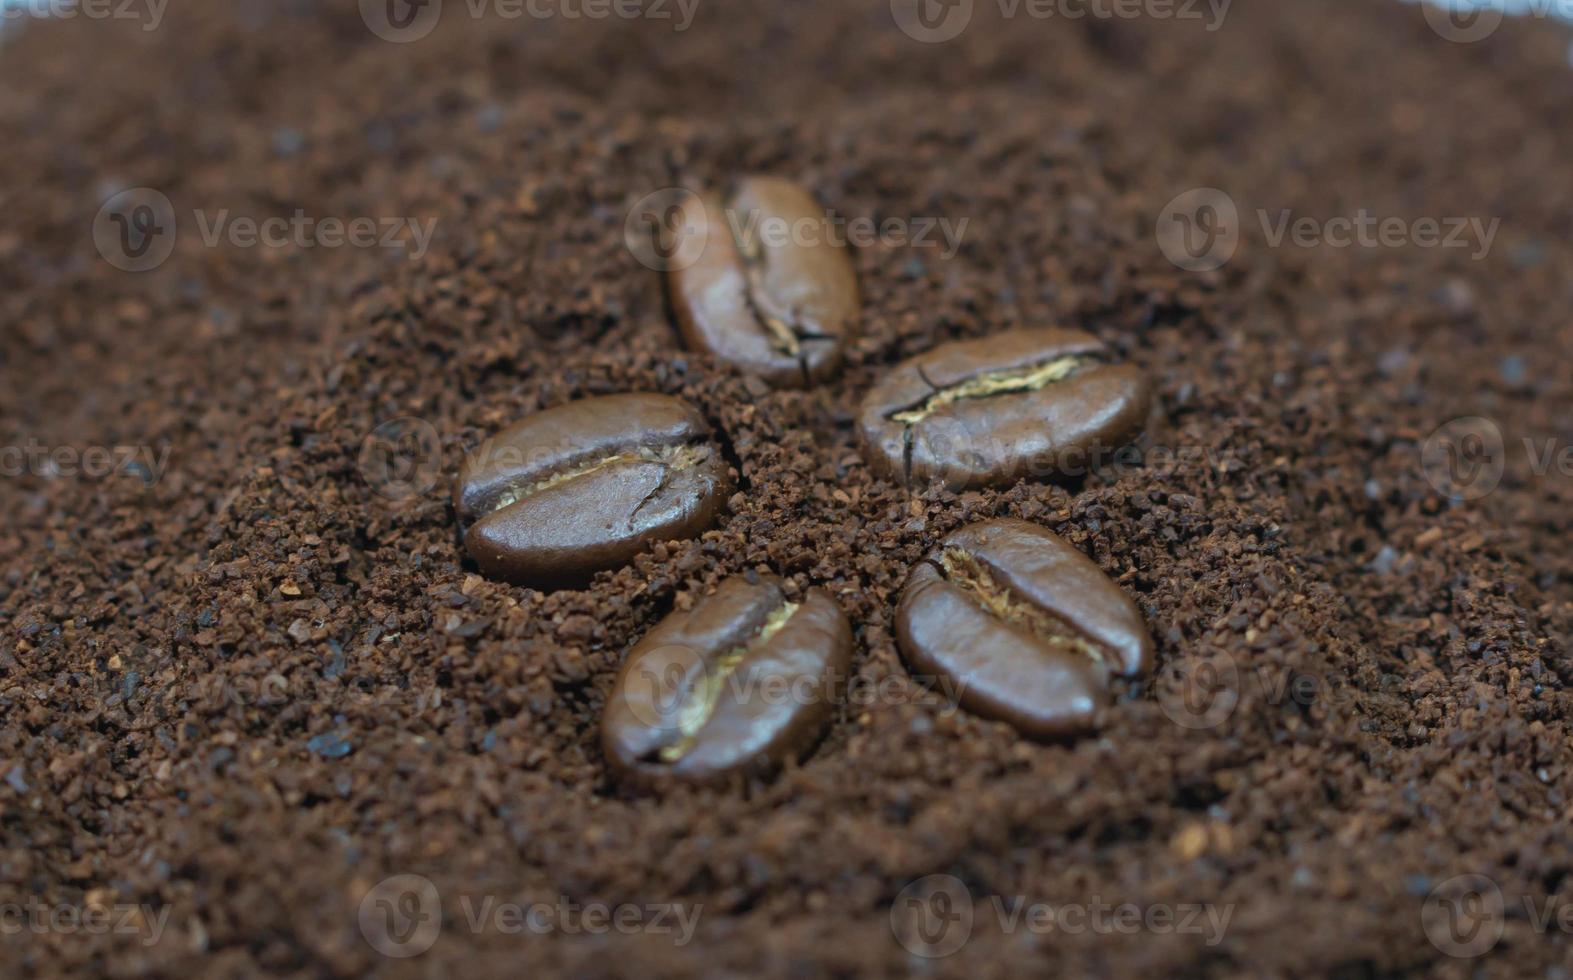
[888,354,1093,426]
[859,328,1151,490]
[454,393,731,590]
[602,575,852,788]
[734,230,805,359]
[935,547,1108,670]
[658,599,800,763]
[485,443,712,515]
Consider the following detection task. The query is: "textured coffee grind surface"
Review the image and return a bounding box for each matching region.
[3,2,1573,978]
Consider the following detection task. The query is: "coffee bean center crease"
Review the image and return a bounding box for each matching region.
[486,443,710,515]
[657,599,801,763]
[889,354,1095,426]
[937,547,1107,668]
[729,195,830,365]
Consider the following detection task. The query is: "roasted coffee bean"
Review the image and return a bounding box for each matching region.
[665,177,859,387]
[454,393,731,589]
[895,518,1152,738]
[858,328,1150,489]
[602,574,853,786]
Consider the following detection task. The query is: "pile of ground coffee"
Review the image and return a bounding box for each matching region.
[3,1,1571,975]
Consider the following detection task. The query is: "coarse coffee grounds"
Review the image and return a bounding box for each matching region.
[3,1,1572,977]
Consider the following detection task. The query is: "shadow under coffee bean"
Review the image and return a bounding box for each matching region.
[453,393,731,589]
[858,328,1151,490]
[896,518,1154,738]
[601,573,853,787]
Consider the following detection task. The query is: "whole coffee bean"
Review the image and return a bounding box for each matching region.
[454,393,731,589]
[665,177,859,387]
[601,574,853,786]
[895,518,1152,738]
[858,328,1150,490]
